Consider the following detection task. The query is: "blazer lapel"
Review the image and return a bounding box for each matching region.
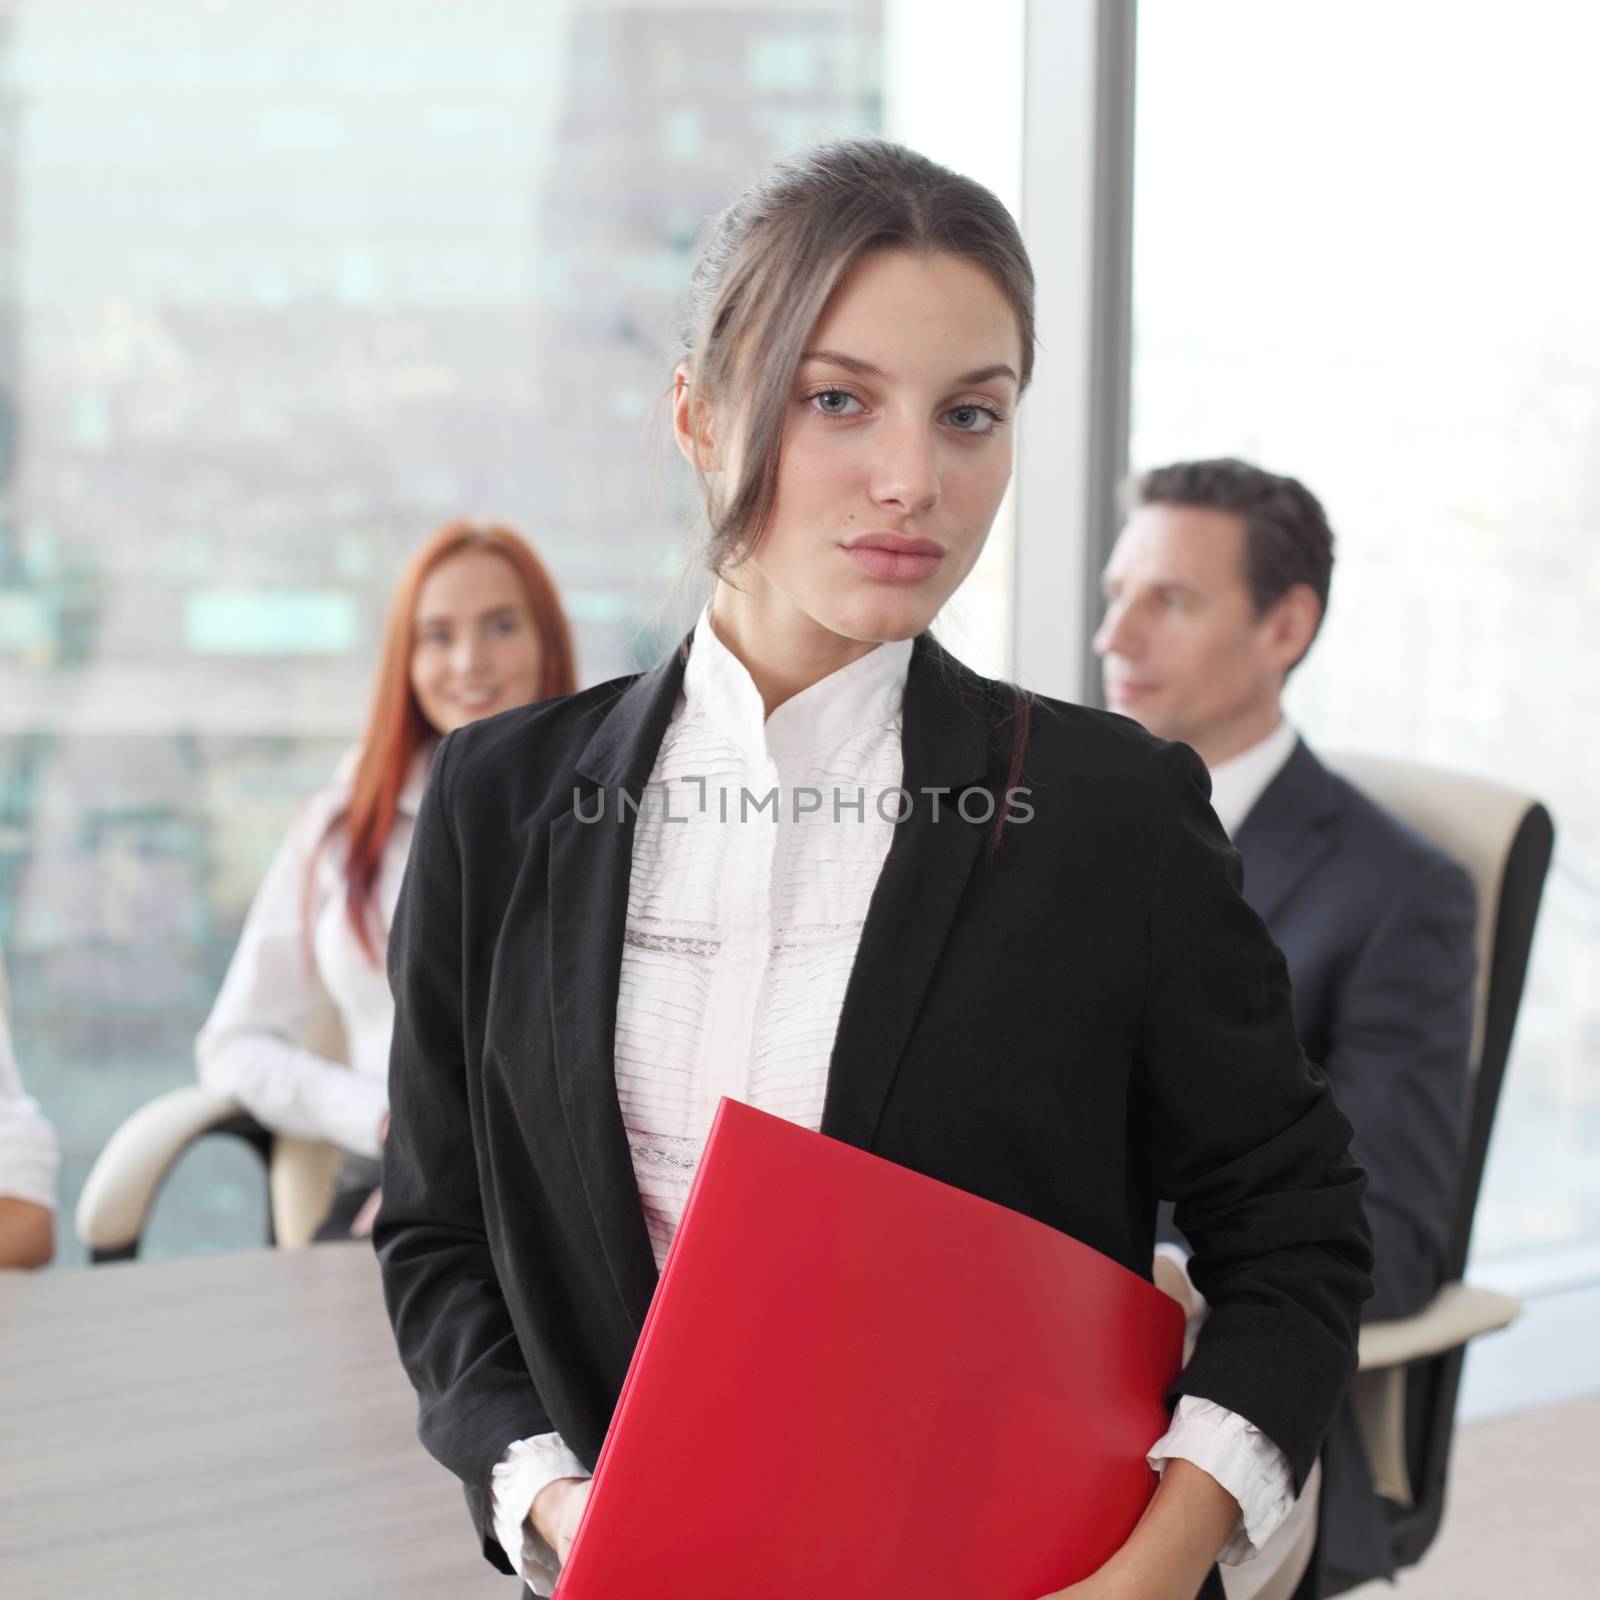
[1232,738,1342,926]
[546,643,689,1334]
[821,636,996,1151]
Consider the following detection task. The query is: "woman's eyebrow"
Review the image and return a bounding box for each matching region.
[956,363,1020,386]
[413,603,520,631]
[801,348,882,377]
[802,348,1018,387]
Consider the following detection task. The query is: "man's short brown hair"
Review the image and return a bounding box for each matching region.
[1132,458,1335,653]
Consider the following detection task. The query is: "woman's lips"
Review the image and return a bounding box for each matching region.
[842,536,945,583]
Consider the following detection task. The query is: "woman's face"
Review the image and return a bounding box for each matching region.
[711,248,1023,649]
[409,547,544,736]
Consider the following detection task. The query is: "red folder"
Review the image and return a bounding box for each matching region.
[555,1097,1184,1599]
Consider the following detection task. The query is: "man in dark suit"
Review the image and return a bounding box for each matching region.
[1095,456,1477,1586]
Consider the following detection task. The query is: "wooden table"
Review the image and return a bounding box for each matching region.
[0,1245,513,1598]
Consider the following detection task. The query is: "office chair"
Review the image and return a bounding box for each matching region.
[78,748,375,1261]
[75,991,346,1260]
[1300,754,1556,1595]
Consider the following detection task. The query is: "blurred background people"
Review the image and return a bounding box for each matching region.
[196,522,576,1241]
[1095,457,1478,1584]
[0,943,59,1269]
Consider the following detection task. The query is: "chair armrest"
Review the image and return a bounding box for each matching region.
[1351,1280,1521,1508]
[1358,1280,1521,1370]
[75,1085,256,1254]
[269,1136,344,1250]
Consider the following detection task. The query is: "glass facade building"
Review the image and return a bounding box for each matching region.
[0,0,882,1262]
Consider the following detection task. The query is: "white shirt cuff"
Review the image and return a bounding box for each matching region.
[489,1432,592,1595]
[1148,1396,1295,1564]
[1153,1241,1206,1318]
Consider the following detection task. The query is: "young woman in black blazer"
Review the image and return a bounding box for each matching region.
[375,139,1372,1600]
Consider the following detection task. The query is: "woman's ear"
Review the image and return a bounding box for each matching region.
[672,364,720,472]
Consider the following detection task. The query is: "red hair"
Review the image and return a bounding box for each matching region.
[313,521,577,964]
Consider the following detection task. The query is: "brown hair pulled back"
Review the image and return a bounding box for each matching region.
[675,138,1038,853]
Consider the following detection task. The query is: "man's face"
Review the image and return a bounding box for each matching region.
[1093,504,1295,751]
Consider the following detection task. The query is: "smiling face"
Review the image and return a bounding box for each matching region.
[408,546,545,736]
[685,248,1023,667]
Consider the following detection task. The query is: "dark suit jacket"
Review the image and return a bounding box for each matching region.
[1235,739,1477,1325]
[374,634,1374,1593]
[1235,738,1477,1581]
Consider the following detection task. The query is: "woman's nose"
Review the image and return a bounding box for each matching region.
[449,631,488,677]
[869,421,940,516]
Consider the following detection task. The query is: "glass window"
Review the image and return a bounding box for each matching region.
[1132,0,1600,1262]
[0,0,887,1262]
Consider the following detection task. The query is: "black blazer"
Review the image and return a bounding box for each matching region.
[374,633,1373,1586]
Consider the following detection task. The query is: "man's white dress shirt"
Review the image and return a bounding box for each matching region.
[196,747,434,1157]
[1205,718,1300,842]
[492,612,1295,1590]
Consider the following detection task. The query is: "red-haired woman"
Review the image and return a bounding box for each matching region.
[197,522,575,1240]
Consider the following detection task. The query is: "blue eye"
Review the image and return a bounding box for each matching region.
[490,616,522,637]
[943,403,1002,434]
[809,389,865,417]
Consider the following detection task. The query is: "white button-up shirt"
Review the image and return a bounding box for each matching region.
[492,611,1294,1590]
[1206,718,1300,841]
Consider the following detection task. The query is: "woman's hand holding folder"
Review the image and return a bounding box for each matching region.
[1035,1458,1242,1600]
[531,1476,592,1566]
